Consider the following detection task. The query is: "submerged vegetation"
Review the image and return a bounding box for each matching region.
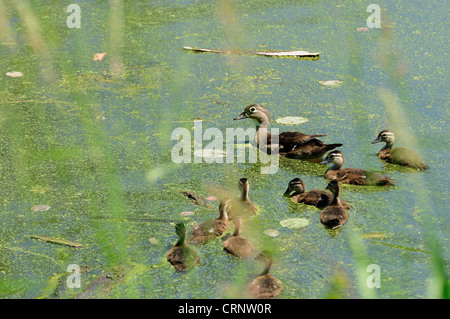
[0,0,448,299]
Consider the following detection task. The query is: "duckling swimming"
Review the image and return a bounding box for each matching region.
[223,216,254,258]
[188,200,230,244]
[248,250,283,299]
[320,180,349,230]
[166,222,199,271]
[233,104,342,161]
[322,150,395,186]
[222,178,257,220]
[284,178,352,209]
[372,130,429,170]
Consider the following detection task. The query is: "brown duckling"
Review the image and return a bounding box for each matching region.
[238,178,258,217]
[188,201,230,244]
[223,216,253,258]
[320,180,349,230]
[321,150,395,186]
[166,222,199,271]
[248,250,283,299]
[223,178,258,220]
[233,104,342,161]
[372,130,429,170]
[284,178,352,209]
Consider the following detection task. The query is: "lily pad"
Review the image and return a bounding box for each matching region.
[149,237,159,245]
[206,196,218,201]
[319,80,343,87]
[280,218,310,229]
[263,229,280,237]
[31,205,51,212]
[275,116,309,125]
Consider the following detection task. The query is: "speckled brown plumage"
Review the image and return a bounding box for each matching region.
[284,178,352,209]
[223,216,253,258]
[188,202,229,244]
[248,251,283,299]
[322,150,395,186]
[320,180,349,230]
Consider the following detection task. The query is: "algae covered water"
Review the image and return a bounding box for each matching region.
[0,0,448,298]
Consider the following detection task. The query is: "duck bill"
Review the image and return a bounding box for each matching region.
[233,112,247,120]
[320,160,328,164]
[283,187,291,197]
[371,138,381,144]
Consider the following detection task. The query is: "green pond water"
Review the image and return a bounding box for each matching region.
[0,0,448,298]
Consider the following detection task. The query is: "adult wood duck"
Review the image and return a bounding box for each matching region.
[371,130,429,170]
[321,150,395,186]
[223,216,254,258]
[248,250,283,299]
[319,180,349,230]
[188,201,230,244]
[283,178,352,209]
[233,104,342,161]
[166,222,199,271]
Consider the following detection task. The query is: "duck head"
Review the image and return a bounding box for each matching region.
[234,104,271,126]
[372,130,395,148]
[283,178,305,196]
[321,150,345,170]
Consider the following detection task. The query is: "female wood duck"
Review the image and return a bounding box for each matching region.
[371,130,429,170]
[188,200,230,244]
[321,150,395,186]
[223,215,254,258]
[248,250,283,299]
[233,104,342,161]
[284,178,352,209]
[320,180,349,229]
[166,222,199,271]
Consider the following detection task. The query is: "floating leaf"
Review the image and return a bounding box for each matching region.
[149,237,159,245]
[183,46,320,58]
[280,218,310,229]
[28,235,83,248]
[6,71,23,77]
[206,196,218,201]
[31,205,51,212]
[93,52,107,61]
[275,116,309,125]
[193,149,226,159]
[319,80,343,87]
[356,27,370,32]
[179,211,195,216]
[263,229,280,237]
[362,232,388,239]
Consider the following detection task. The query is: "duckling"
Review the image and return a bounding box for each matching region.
[321,150,395,186]
[166,222,199,271]
[372,130,429,170]
[222,178,258,220]
[320,180,349,230]
[284,178,352,209]
[233,104,342,161]
[248,250,283,299]
[223,216,253,258]
[188,201,230,244]
[238,178,258,217]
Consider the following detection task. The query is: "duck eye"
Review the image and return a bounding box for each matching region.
[249,107,256,112]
